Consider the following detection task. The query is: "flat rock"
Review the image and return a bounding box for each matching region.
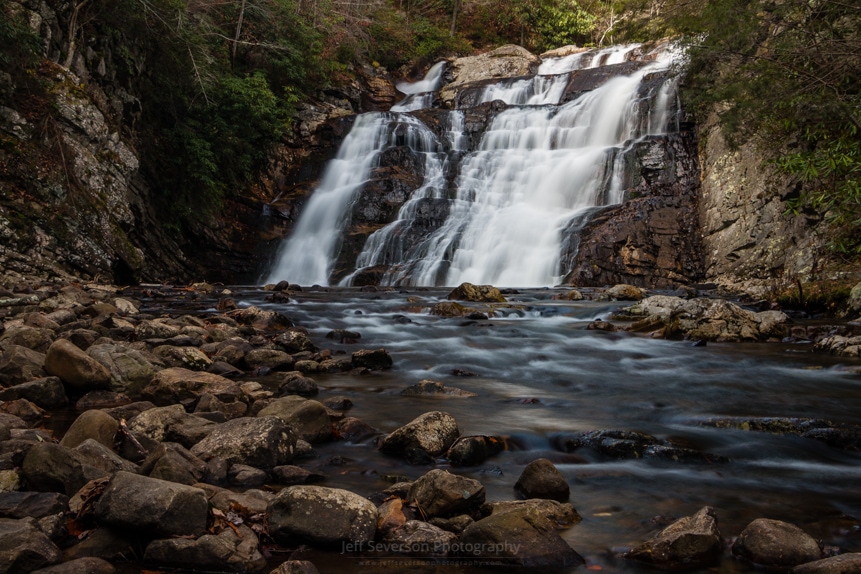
[732,518,822,569]
[86,344,159,394]
[382,520,457,556]
[270,561,321,574]
[267,485,377,547]
[625,506,722,570]
[400,380,476,398]
[127,404,216,449]
[484,499,581,528]
[447,283,506,303]
[351,348,392,370]
[94,471,208,537]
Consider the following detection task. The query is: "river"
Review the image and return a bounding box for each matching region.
[136,285,861,572]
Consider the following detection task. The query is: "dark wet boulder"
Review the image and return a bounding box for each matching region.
[732,518,822,569]
[59,410,118,450]
[0,345,47,386]
[459,504,584,568]
[135,320,181,340]
[429,515,474,535]
[553,429,725,462]
[551,289,584,301]
[152,346,212,371]
[0,326,54,354]
[31,557,115,574]
[351,348,393,370]
[447,283,506,303]
[244,349,294,372]
[400,380,477,398]
[0,398,46,423]
[0,377,68,410]
[190,416,296,468]
[380,411,460,460]
[382,520,457,556]
[257,396,331,443]
[695,417,861,452]
[139,443,207,485]
[447,435,505,466]
[625,506,722,570]
[407,469,485,518]
[271,465,325,486]
[267,485,377,547]
[143,524,265,573]
[44,339,112,392]
[74,439,138,475]
[76,391,131,410]
[94,471,208,538]
[0,517,62,572]
[278,372,319,397]
[326,329,361,343]
[792,554,861,573]
[514,458,570,502]
[60,527,137,563]
[21,443,109,496]
[0,492,69,519]
[483,499,581,528]
[333,417,377,443]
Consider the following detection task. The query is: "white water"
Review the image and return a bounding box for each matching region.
[391,61,447,112]
[267,43,682,287]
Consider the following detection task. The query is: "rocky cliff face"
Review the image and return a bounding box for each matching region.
[696,113,831,294]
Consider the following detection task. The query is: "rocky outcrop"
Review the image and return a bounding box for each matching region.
[566,131,703,288]
[439,45,541,107]
[625,506,722,570]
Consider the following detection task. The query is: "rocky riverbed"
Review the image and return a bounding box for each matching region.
[1,279,860,573]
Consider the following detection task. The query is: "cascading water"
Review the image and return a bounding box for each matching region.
[266,43,683,286]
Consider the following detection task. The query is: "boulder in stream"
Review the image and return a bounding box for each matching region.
[379,411,460,461]
[625,506,722,570]
[514,458,570,502]
[407,469,485,518]
[447,282,507,303]
[267,485,377,547]
[732,518,822,569]
[792,553,861,574]
[44,339,112,392]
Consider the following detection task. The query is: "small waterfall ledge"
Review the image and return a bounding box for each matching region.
[265,41,703,288]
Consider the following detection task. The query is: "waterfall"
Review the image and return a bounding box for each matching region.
[266,43,683,287]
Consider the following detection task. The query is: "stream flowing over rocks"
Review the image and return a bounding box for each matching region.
[0,279,860,573]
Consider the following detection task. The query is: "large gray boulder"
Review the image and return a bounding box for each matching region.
[484,499,581,528]
[267,485,377,547]
[382,520,457,556]
[86,343,159,394]
[31,557,116,574]
[408,469,485,518]
[459,505,584,568]
[0,517,62,572]
[732,518,821,569]
[257,396,331,443]
[625,506,722,570]
[190,416,296,468]
[379,411,460,460]
[94,471,208,537]
[44,339,112,392]
[139,443,207,485]
[440,45,541,106]
[0,492,69,520]
[143,524,265,572]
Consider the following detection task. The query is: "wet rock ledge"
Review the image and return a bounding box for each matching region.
[0,278,860,573]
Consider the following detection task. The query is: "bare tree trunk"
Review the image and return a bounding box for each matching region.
[63,0,91,69]
[450,0,460,36]
[232,0,247,66]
